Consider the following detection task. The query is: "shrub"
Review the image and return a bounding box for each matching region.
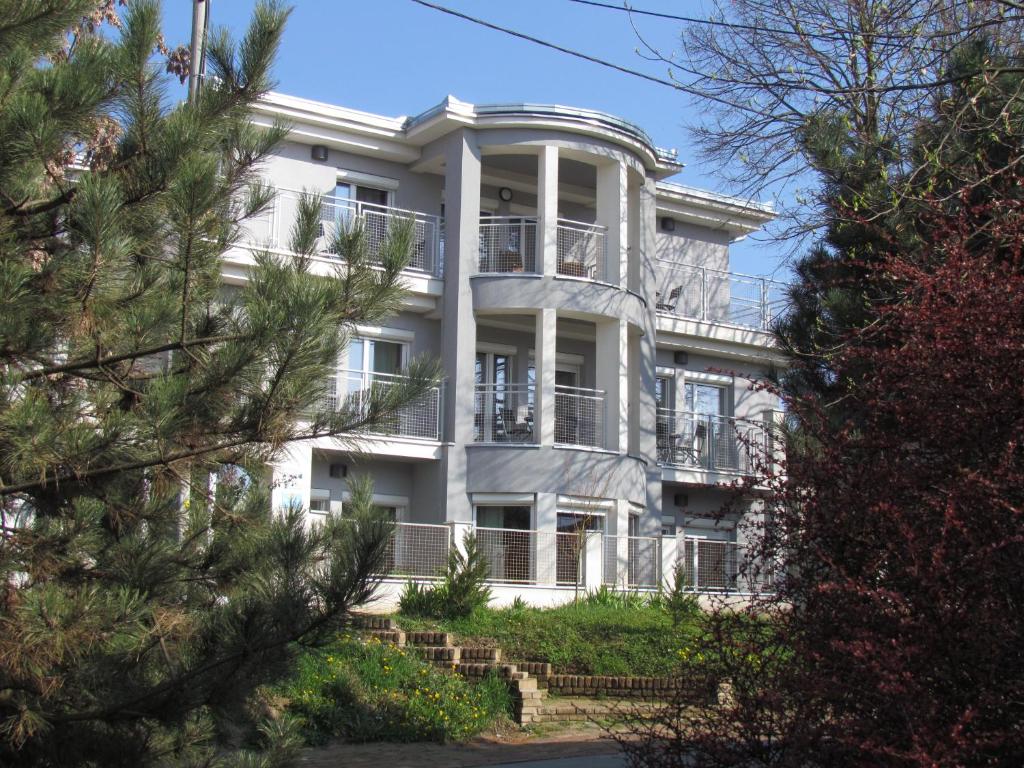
[662,562,701,628]
[397,532,491,619]
[280,635,512,744]
[398,580,440,617]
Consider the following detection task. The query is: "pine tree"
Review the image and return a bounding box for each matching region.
[0,2,438,765]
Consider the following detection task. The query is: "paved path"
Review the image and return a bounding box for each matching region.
[296,725,625,768]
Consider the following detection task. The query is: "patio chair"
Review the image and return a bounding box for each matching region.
[671,421,708,467]
[502,405,534,442]
[657,285,682,312]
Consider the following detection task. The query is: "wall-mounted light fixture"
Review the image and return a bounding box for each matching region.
[311,144,329,162]
[661,216,676,231]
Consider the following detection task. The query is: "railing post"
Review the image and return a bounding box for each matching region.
[450,521,473,559]
[583,530,603,590]
[701,267,709,321]
[760,278,769,330]
[692,538,701,591]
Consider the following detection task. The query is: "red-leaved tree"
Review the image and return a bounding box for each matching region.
[617,191,1024,767]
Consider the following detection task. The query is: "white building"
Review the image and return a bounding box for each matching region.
[230,92,786,606]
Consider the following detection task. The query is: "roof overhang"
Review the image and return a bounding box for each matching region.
[656,182,774,239]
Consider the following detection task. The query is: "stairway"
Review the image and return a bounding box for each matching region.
[349,616,669,725]
[351,617,547,724]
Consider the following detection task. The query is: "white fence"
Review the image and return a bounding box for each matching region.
[369,524,773,595]
[677,537,774,593]
[655,261,787,331]
[241,189,444,277]
[383,523,451,578]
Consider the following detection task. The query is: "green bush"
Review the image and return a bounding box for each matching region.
[280,634,512,745]
[397,532,491,619]
[399,598,703,677]
[662,562,702,627]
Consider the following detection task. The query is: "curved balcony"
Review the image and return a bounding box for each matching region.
[556,219,609,283]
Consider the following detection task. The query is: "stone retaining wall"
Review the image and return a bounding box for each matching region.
[541,674,682,699]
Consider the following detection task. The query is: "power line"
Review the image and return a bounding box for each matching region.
[407,0,687,93]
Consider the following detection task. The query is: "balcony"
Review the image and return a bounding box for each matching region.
[473,384,535,443]
[478,216,537,273]
[556,219,608,282]
[656,409,769,475]
[655,261,787,331]
[243,189,444,277]
[322,369,442,441]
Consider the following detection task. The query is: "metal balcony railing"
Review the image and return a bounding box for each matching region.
[556,218,609,282]
[655,261,787,331]
[364,525,776,594]
[475,527,539,583]
[603,535,661,589]
[678,537,774,593]
[473,383,535,443]
[379,522,451,579]
[554,385,605,448]
[656,409,769,474]
[321,369,442,441]
[478,216,537,273]
[241,189,444,277]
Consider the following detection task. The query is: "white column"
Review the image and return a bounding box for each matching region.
[613,498,630,589]
[596,160,628,286]
[662,532,681,590]
[535,491,557,585]
[595,318,629,452]
[584,530,604,590]
[441,130,482,523]
[537,145,559,276]
[535,307,557,446]
[270,441,313,517]
[450,521,474,558]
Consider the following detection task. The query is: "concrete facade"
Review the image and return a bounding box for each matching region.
[234,93,784,602]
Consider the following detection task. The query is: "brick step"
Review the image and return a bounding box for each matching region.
[454,661,524,679]
[349,615,395,631]
[457,646,501,662]
[405,631,453,647]
[417,645,460,662]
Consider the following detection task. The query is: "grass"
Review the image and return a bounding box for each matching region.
[278,633,513,745]
[397,589,703,677]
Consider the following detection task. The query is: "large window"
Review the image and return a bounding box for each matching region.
[684,382,726,416]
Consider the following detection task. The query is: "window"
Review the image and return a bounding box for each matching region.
[655,376,671,410]
[475,349,515,442]
[349,337,405,376]
[333,182,390,209]
[684,382,726,416]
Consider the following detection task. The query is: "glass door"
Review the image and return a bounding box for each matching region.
[475,352,512,442]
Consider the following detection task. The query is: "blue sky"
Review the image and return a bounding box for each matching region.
[161,0,788,278]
